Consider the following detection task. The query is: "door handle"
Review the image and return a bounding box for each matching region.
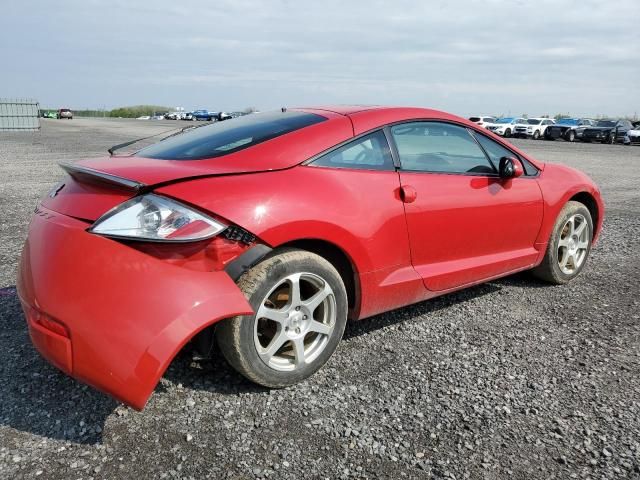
[400,185,417,203]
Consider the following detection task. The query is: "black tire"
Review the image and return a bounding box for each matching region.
[533,130,540,140]
[566,130,575,142]
[504,128,512,138]
[216,248,348,387]
[607,133,616,145]
[532,201,593,285]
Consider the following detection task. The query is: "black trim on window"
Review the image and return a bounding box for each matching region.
[469,130,539,177]
[466,128,499,173]
[302,118,540,178]
[388,120,499,177]
[305,129,396,172]
[466,127,499,173]
[383,126,402,169]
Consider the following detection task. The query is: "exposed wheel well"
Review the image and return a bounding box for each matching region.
[570,192,599,235]
[278,239,359,314]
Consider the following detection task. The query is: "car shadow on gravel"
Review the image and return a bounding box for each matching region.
[343,271,550,339]
[163,271,554,394]
[0,286,117,445]
[0,271,553,444]
[161,348,271,397]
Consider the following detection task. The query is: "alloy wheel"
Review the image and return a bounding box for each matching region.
[557,214,590,275]
[253,272,336,371]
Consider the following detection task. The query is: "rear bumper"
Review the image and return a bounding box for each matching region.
[17,206,252,410]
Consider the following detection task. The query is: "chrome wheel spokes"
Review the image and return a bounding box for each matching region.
[254,272,336,371]
[557,213,590,275]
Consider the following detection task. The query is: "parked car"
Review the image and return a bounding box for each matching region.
[468,116,496,128]
[544,118,596,142]
[136,116,151,120]
[515,118,555,140]
[217,112,232,121]
[57,108,73,120]
[18,105,604,409]
[152,113,167,120]
[487,117,527,137]
[580,119,634,144]
[193,110,215,121]
[164,112,182,120]
[623,122,640,145]
[182,112,193,121]
[41,111,57,119]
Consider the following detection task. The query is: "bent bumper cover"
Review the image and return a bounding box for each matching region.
[17,206,252,410]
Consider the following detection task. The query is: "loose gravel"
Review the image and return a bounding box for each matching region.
[0,119,638,479]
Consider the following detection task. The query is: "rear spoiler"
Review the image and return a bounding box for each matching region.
[59,163,145,192]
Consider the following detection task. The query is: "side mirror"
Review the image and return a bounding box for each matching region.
[499,156,524,179]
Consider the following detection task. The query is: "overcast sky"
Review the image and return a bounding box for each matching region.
[2,0,639,117]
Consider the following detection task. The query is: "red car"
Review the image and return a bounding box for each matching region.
[17,106,604,410]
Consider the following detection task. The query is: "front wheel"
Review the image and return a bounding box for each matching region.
[216,248,348,387]
[532,201,593,285]
[533,130,540,140]
[566,130,576,142]
[504,128,512,138]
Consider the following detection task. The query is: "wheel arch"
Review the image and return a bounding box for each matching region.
[191,238,362,361]
[569,191,601,239]
[277,239,360,319]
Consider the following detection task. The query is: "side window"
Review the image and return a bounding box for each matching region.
[472,131,515,169]
[311,130,393,171]
[391,122,495,175]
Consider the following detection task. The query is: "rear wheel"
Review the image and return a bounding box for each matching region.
[504,128,512,138]
[566,130,576,142]
[533,130,540,140]
[216,249,348,387]
[532,201,593,285]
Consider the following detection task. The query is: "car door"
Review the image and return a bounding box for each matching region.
[389,121,544,292]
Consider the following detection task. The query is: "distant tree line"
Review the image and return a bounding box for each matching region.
[109,105,172,118]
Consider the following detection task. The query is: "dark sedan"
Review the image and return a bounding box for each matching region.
[581,119,634,144]
[544,118,595,142]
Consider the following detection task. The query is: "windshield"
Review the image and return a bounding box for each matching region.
[495,118,514,124]
[137,110,326,160]
[527,119,542,125]
[596,120,616,127]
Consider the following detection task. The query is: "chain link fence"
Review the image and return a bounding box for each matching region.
[0,98,40,131]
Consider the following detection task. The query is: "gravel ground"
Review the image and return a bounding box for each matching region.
[0,118,638,479]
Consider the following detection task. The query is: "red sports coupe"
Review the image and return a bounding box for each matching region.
[17,106,604,409]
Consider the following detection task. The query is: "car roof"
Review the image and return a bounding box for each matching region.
[296,105,476,128]
[292,106,543,170]
[294,105,384,115]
